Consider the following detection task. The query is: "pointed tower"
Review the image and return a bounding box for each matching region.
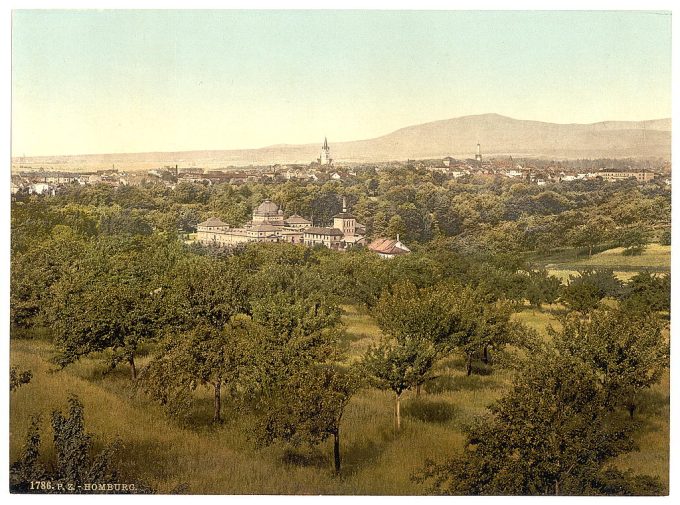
[475,142,482,163]
[319,137,332,166]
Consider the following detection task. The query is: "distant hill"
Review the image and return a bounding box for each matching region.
[13,114,671,171]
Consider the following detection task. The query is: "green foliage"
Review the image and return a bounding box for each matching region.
[254,364,362,473]
[566,216,615,256]
[140,319,258,422]
[10,367,32,392]
[161,254,250,330]
[525,269,562,308]
[373,281,456,349]
[47,236,169,376]
[561,269,622,313]
[617,227,649,256]
[10,396,150,494]
[364,336,439,399]
[417,352,659,495]
[418,308,668,495]
[10,224,88,330]
[620,271,670,314]
[552,309,669,418]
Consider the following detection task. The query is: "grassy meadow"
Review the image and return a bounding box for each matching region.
[541,244,670,280]
[10,299,669,494]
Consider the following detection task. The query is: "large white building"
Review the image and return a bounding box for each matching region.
[196,198,365,250]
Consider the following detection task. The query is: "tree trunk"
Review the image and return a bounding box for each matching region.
[628,403,637,419]
[213,381,222,423]
[395,393,401,431]
[466,354,473,376]
[128,355,137,380]
[589,244,593,258]
[416,383,421,397]
[333,430,341,474]
[482,345,489,364]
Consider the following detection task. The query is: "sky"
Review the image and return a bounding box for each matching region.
[11,10,672,157]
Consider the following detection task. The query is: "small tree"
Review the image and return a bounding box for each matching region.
[617,227,649,256]
[10,396,147,493]
[10,367,32,392]
[255,364,361,474]
[620,271,670,314]
[364,337,438,430]
[525,269,562,310]
[552,309,669,418]
[417,352,662,495]
[47,236,173,379]
[567,216,614,257]
[561,270,622,313]
[140,319,256,423]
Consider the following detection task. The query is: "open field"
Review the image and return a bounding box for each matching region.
[541,244,670,272]
[538,244,670,284]
[10,304,669,494]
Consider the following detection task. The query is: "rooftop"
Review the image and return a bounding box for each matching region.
[251,222,281,232]
[254,199,280,216]
[198,217,229,228]
[304,226,344,236]
[286,214,312,224]
[368,237,411,255]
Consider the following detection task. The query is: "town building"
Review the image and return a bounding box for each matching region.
[196,198,365,250]
[367,235,411,259]
[597,170,657,182]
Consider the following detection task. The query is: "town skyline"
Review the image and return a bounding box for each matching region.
[12,10,672,157]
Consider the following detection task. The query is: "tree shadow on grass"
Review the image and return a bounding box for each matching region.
[403,397,457,424]
[424,373,497,394]
[280,446,328,469]
[341,437,386,476]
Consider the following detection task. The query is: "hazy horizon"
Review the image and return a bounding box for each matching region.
[12,10,672,157]
[10,112,673,160]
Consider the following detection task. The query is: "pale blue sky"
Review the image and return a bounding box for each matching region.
[12,10,672,156]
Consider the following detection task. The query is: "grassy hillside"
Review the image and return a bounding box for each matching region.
[542,244,670,272]
[10,305,669,494]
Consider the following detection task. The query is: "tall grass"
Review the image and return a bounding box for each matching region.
[10,301,670,494]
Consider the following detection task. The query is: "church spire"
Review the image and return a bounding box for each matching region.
[323,137,329,150]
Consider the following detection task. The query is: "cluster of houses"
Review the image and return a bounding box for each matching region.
[427,155,666,186]
[12,138,669,198]
[196,197,411,258]
[11,169,130,196]
[173,166,353,186]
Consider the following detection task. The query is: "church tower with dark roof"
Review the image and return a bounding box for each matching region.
[318,137,332,166]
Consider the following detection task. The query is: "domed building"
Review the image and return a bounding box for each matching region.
[197,197,364,250]
[252,199,285,225]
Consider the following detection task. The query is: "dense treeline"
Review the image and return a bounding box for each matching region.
[10,173,670,494]
[13,166,670,252]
